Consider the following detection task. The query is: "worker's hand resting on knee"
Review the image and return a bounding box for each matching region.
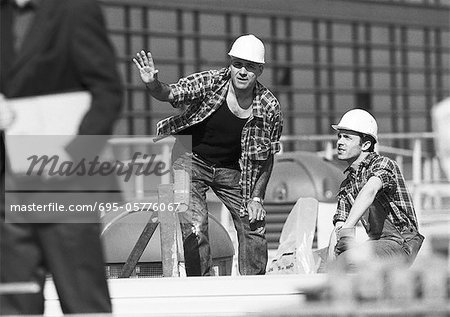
[334,226,356,256]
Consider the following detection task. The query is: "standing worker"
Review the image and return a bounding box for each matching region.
[0,0,123,314]
[133,34,283,276]
[331,109,424,266]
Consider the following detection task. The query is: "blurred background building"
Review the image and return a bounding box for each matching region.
[100,0,449,150]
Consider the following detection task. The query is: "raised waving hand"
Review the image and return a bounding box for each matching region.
[133,50,159,86]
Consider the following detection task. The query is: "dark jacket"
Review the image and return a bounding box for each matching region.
[0,0,123,215]
[0,0,122,135]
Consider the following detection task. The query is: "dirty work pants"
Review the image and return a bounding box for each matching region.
[173,153,267,276]
[340,218,424,266]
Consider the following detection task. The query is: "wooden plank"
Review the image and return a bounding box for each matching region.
[119,210,159,278]
[173,169,190,212]
[43,275,450,316]
[0,282,40,295]
[158,184,179,277]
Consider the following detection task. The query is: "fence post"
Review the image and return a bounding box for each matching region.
[161,143,172,184]
[173,169,190,212]
[134,169,144,200]
[432,156,443,209]
[412,139,423,221]
[412,139,422,185]
[324,141,334,160]
[396,155,404,175]
[158,184,180,277]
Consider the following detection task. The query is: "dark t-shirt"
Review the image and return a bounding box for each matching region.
[177,101,248,169]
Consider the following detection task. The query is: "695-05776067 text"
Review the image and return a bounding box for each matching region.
[8,202,181,213]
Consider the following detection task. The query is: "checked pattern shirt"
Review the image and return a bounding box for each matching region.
[156,67,283,213]
[333,152,419,231]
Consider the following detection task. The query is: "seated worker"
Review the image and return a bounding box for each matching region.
[331,109,424,266]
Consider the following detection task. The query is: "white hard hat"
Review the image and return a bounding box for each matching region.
[228,34,265,64]
[332,109,378,142]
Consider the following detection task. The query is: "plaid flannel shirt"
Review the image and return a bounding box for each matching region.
[156,67,283,213]
[333,152,419,231]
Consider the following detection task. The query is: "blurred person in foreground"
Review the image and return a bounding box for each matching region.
[331,109,424,267]
[0,0,122,314]
[133,34,283,276]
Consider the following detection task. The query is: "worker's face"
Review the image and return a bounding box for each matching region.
[230,58,263,91]
[336,130,364,164]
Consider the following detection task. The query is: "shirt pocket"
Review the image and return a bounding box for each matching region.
[246,119,271,161]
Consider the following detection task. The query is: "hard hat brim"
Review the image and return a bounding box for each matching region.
[332,124,354,132]
[331,124,341,131]
[228,53,265,64]
[331,125,378,142]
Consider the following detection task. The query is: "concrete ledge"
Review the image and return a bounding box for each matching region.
[44,274,326,316]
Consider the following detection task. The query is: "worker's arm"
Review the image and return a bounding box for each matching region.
[340,176,382,229]
[335,176,384,256]
[334,221,345,230]
[247,105,282,223]
[247,155,274,223]
[133,50,174,102]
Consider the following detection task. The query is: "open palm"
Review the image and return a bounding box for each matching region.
[133,50,158,84]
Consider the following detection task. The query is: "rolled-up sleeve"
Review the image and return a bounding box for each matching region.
[169,71,216,108]
[333,196,348,225]
[369,158,397,194]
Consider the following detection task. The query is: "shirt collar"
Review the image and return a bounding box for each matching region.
[343,166,356,178]
[360,152,377,167]
[344,152,377,175]
[224,67,266,119]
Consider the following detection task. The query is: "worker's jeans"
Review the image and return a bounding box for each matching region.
[173,153,267,276]
[341,218,424,266]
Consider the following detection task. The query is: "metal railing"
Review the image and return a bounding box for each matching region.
[281,132,441,181]
[107,131,449,229]
[109,131,448,191]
